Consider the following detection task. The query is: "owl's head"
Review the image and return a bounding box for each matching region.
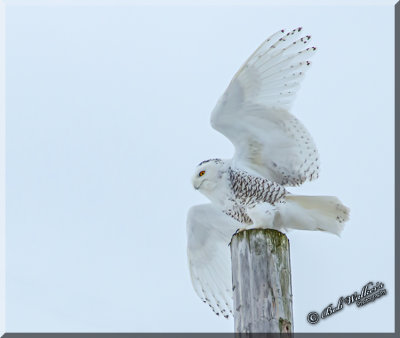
[192,158,226,193]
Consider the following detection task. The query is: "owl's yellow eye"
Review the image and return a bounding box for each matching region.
[199,170,205,177]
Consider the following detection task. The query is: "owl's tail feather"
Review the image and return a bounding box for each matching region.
[278,195,350,236]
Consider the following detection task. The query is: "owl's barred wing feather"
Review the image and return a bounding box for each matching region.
[211,28,320,186]
[186,204,240,318]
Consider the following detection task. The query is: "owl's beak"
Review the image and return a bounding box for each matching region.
[192,176,203,190]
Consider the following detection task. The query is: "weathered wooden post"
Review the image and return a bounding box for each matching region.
[230,229,293,333]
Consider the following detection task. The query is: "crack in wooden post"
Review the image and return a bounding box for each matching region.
[230,229,293,333]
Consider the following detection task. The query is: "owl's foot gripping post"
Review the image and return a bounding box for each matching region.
[228,219,275,246]
[229,228,246,246]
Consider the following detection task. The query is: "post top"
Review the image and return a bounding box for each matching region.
[232,228,288,240]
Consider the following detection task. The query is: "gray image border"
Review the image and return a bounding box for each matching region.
[0,2,398,337]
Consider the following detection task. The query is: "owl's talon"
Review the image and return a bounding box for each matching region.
[228,229,240,246]
[229,228,247,246]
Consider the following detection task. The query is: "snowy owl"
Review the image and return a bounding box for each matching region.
[186,28,349,318]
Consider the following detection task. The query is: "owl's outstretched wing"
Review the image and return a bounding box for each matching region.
[186,204,240,318]
[211,28,319,186]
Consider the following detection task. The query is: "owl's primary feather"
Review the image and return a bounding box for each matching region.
[187,28,350,318]
[210,27,319,186]
[187,204,239,318]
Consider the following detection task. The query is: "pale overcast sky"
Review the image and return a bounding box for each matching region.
[4,3,394,333]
